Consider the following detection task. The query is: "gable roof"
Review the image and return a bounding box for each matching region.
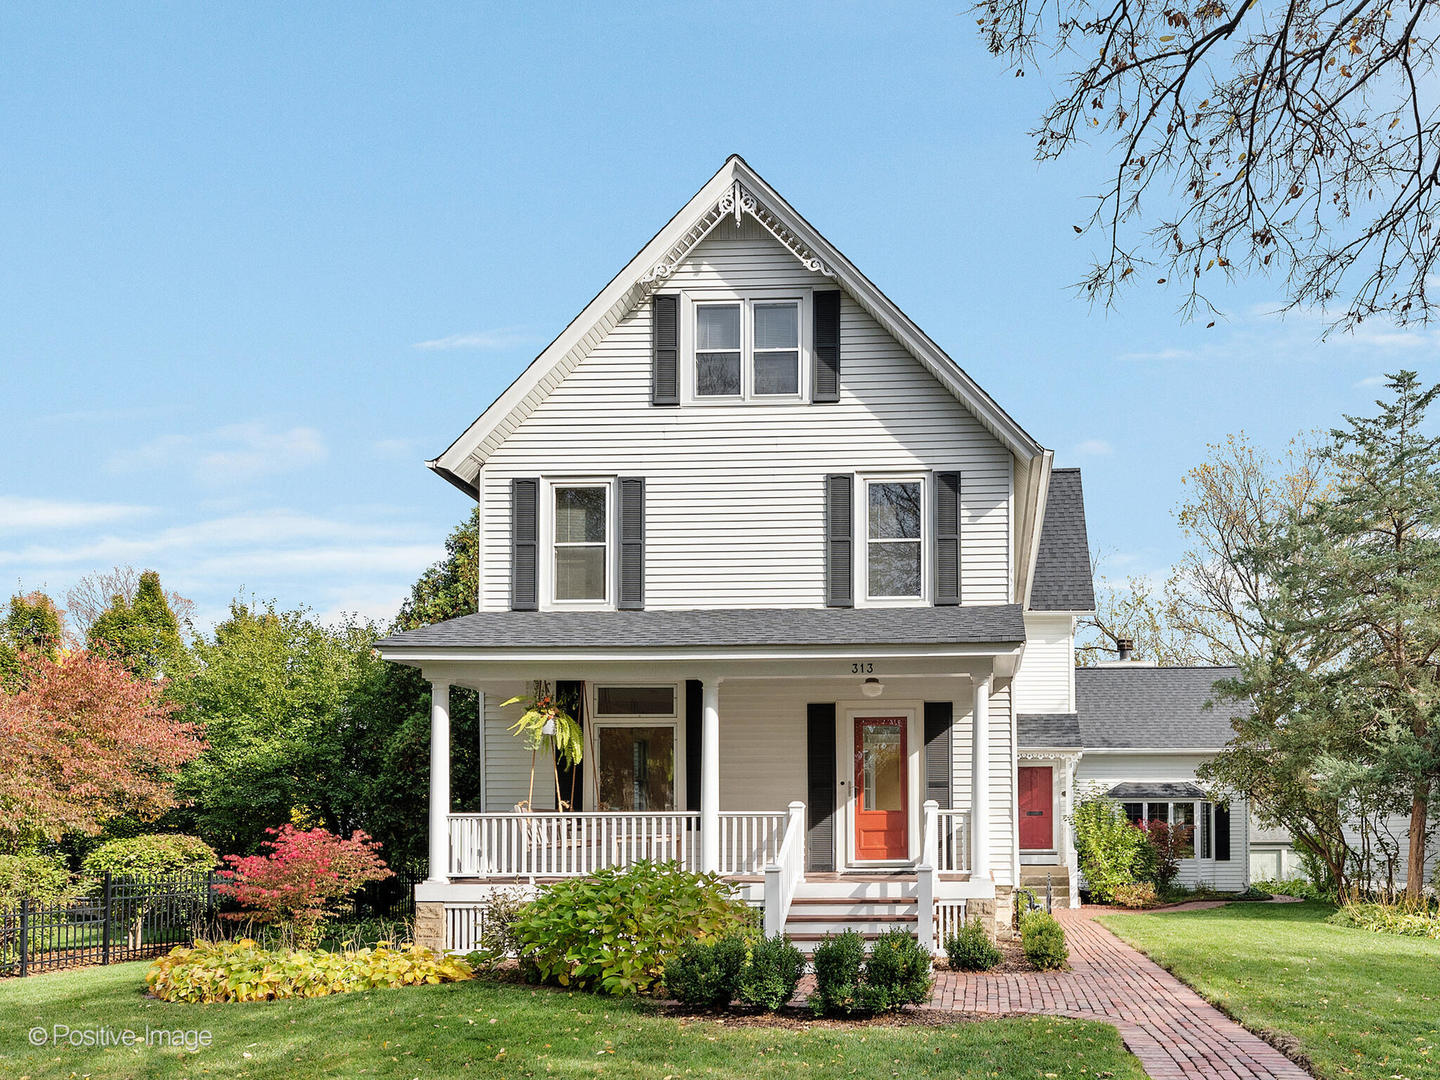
[1029,468,1095,612]
[427,155,1046,496]
[1016,712,1081,747]
[1074,665,1247,749]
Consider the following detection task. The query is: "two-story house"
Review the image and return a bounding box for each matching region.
[379,156,1251,952]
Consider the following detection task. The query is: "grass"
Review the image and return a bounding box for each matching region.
[1100,900,1440,1080]
[0,961,1150,1080]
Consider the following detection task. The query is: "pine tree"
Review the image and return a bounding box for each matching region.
[86,570,193,682]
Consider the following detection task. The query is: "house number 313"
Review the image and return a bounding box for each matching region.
[850,662,874,674]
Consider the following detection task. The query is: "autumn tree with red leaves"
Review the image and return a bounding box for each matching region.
[0,650,204,853]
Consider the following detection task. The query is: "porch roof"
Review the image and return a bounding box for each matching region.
[1106,781,1207,801]
[377,603,1025,653]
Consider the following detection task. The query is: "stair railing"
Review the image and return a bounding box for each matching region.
[918,799,939,955]
[762,801,806,938]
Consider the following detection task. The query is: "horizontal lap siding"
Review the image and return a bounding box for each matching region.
[479,227,1012,610]
[1075,752,1247,891]
[481,681,555,812]
[1014,614,1075,714]
[948,680,1015,888]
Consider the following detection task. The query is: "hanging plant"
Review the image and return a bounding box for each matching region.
[501,681,583,809]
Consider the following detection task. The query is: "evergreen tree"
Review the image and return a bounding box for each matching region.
[0,592,65,689]
[86,570,194,681]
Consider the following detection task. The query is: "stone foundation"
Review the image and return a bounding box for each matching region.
[415,901,445,952]
[993,886,1016,940]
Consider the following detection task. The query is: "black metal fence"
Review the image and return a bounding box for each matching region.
[349,869,423,921]
[1,872,219,977]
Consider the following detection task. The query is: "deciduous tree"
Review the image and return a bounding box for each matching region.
[86,569,194,681]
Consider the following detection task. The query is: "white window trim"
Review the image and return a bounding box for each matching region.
[839,703,922,867]
[542,476,616,611]
[586,683,684,812]
[858,473,928,606]
[1116,798,1207,862]
[680,289,811,405]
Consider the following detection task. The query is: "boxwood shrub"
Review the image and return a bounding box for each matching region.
[944,917,1002,971]
[735,934,805,1010]
[511,860,749,995]
[811,928,933,1016]
[1019,910,1068,970]
[664,932,749,1006]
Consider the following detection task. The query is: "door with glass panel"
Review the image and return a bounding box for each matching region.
[853,716,908,860]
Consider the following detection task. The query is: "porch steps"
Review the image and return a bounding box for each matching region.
[782,887,919,941]
[1018,866,1071,907]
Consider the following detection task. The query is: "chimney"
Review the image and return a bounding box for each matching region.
[1116,637,1134,663]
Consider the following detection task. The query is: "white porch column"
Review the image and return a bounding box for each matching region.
[971,673,991,882]
[700,679,721,873]
[427,679,451,884]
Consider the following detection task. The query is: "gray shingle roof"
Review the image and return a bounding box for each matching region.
[1030,468,1095,612]
[1075,665,1247,749]
[1106,781,1206,800]
[377,604,1026,651]
[1017,713,1081,747]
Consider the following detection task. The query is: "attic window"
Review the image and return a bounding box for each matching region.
[693,297,802,400]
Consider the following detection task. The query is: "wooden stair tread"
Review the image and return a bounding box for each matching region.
[786,913,916,924]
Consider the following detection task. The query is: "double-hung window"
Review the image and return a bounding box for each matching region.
[867,479,924,599]
[553,485,608,602]
[693,298,801,399]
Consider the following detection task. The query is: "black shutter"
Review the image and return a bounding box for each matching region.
[934,471,961,606]
[825,474,853,607]
[617,477,645,610]
[923,702,953,808]
[556,681,584,811]
[685,680,703,813]
[652,293,679,405]
[806,703,837,872]
[510,478,539,611]
[1215,803,1232,861]
[813,289,841,403]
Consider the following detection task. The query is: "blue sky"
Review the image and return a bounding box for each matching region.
[1,3,1426,632]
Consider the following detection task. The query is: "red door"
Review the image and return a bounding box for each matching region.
[854,717,908,860]
[1018,766,1054,849]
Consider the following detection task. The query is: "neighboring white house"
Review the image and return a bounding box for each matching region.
[377,156,1250,952]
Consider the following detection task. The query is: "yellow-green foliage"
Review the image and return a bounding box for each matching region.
[1112,882,1160,909]
[146,939,473,1003]
[1327,902,1440,939]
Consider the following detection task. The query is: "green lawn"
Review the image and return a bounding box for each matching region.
[1101,901,1440,1080]
[0,961,1149,1080]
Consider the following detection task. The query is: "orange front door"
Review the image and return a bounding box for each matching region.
[854,717,908,860]
[1018,766,1054,850]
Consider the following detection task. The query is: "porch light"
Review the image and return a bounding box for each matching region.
[861,677,884,698]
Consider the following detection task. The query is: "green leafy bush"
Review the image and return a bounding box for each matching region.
[735,934,805,1010]
[511,861,749,995]
[1253,877,1329,901]
[663,932,749,1006]
[0,852,75,907]
[1112,882,1159,908]
[1326,902,1440,939]
[1019,911,1068,970]
[146,939,473,1002]
[857,928,933,1012]
[1072,792,1149,902]
[945,917,1002,971]
[82,834,216,879]
[810,929,866,1016]
[464,888,527,971]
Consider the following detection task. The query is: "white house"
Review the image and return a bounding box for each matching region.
[378,156,1251,953]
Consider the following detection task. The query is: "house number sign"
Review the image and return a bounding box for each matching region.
[850,662,874,674]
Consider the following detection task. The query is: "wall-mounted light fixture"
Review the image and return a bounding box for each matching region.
[860,677,884,698]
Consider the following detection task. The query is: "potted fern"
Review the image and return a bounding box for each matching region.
[501,681,583,810]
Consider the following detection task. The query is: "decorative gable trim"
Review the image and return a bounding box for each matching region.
[427,156,1046,497]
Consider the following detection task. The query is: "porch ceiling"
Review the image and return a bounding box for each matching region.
[378,604,1025,655]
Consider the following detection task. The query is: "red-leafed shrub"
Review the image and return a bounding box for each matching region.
[1140,820,1193,892]
[217,826,393,947]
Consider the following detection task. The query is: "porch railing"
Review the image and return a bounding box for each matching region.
[934,809,973,874]
[716,811,788,876]
[762,802,806,937]
[448,812,701,878]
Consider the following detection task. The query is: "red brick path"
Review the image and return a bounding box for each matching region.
[927,908,1313,1079]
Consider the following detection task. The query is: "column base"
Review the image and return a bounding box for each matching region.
[415,901,446,952]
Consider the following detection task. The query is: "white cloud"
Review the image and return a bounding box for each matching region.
[373,437,424,459]
[1354,375,1389,388]
[1073,439,1114,457]
[1119,308,1440,365]
[106,422,328,482]
[411,327,536,351]
[0,496,152,533]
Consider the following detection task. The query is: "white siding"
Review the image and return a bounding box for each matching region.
[478,222,1013,611]
[480,681,557,812]
[1075,752,1249,892]
[1014,614,1075,713]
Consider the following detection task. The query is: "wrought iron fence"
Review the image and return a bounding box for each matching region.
[1,872,219,977]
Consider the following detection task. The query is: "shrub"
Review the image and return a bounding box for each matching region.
[511,861,749,995]
[1020,911,1068,970]
[1140,820,1192,891]
[0,852,75,907]
[857,928,933,1012]
[735,934,805,1010]
[810,929,866,1016]
[82,834,216,879]
[1253,877,1329,901]
[945,917,1002,971]
[663,932,750,1006]
[147,939,472,1002]
[1072,792,1149,902]
[1112,882,1159,909]
[216,826,393,948]
[1326,902,1440,940]
[466,888,527,970]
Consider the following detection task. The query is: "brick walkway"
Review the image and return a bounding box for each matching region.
[928,908,1313,1080]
